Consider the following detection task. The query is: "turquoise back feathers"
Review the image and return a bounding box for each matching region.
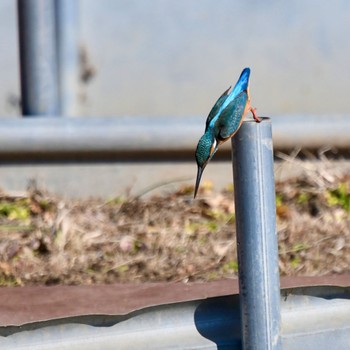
[205,67,250,137]
[194,67,252,198]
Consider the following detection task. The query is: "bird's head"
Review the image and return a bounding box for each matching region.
[194,132,218,198]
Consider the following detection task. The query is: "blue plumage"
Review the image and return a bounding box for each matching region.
[194,67,260,198]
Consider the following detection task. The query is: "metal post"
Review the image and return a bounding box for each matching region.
[231,118,281,349]
[55,0,79,116]
[17,0,60,116]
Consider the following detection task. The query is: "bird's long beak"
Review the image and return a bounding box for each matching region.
[194,166,204,199]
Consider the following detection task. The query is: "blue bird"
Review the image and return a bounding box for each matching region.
[194,67,261,198]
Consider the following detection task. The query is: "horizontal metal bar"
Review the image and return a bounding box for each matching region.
[0,115,349,160]
[1,286,350,349]
[272,114,350,149]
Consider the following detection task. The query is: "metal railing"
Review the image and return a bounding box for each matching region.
[0,114,349,162]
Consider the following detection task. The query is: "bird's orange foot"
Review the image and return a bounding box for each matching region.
[250,107,261,123]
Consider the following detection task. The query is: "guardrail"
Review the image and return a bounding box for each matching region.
[0,114,349,162]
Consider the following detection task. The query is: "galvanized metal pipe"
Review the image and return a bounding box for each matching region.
[17,0,60,116]
[231,118,281,349]
[55,0,79,115]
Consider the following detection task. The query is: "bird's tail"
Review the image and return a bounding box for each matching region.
[231,67,250,97]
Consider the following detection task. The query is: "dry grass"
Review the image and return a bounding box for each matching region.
[0,160,349,286]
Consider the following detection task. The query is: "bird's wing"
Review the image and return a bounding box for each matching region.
[205,68,250,132]
[205,86,231,131]
[215,91,248,141]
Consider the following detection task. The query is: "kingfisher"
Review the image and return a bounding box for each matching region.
[194,67,261,198]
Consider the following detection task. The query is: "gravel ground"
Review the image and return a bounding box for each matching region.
[0,162,349,286]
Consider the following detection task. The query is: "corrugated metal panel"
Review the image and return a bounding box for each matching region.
[1,286,350,349]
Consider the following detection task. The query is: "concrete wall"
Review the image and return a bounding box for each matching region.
[1,0,349,117]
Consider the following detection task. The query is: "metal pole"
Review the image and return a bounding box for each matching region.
[55,0,79,116]
[17,0,61,116]
[231,118,281,350]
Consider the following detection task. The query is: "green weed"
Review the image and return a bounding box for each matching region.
[326,183,350,211]
[0,200,30,220]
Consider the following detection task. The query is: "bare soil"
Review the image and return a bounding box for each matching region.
[0,164,349,286]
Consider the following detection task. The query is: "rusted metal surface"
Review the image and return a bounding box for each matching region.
[0,280,237,326]
[0,275,349,326]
